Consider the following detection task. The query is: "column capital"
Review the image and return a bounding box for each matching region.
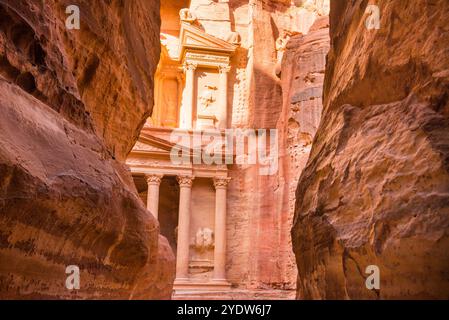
[213,177,231,189]
[145,174,163,186]
[177,175,195,188]
[183,61,198,72]
[218,65,231,74]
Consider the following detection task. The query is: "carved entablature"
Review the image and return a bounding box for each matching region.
[184,52,231,69]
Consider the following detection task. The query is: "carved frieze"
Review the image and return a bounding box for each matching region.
[184,52,230,69]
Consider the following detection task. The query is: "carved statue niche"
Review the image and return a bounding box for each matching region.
[179,8,197,24]
[193,228,214,253]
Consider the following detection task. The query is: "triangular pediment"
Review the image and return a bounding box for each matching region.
[132,130,198,158]
[132,133,175,154]
[180,23,238,57]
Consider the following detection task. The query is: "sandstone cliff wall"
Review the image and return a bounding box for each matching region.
[276,15,330,294]
[0,0,175,299]
[292,0,449,299]
[224,0,329,294]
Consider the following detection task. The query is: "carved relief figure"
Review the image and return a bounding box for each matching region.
[275,31,295,76]
[199,85,217,111]
[225,31,241,45]
[276,31,292,56]
[180,8,197,24]
[194,228,214,252]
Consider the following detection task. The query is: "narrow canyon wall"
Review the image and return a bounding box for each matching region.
[0,0,175,299]
[292,0,449,299]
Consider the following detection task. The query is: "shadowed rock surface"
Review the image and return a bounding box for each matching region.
[292,0,449,299]
[0,0,175,299]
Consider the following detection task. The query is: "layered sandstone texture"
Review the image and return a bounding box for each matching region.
[292,0,449,299]
[218,0,329,295]
[0,0,175,299]
[276,15,330,293]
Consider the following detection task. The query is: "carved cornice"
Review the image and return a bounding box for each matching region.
[213,177,231,189]
[177,175,195,188]
[145,174,163,186]
[184,52,230,68]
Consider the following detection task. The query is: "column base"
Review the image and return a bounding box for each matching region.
[174,278,232,291]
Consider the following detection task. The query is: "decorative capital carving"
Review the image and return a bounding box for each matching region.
[183,62,198,72]
[145,174,163,186]
[177,175,195,188]
[213,177,231,189]
[218,65,231,74]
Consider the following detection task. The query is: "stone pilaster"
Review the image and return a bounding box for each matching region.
[213,177,231,282]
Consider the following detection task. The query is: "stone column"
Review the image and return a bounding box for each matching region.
[145,174,163,219]
[175,175,195,281]
[213,177,231,281]
[182,62,197,130]
[218,66,230,130]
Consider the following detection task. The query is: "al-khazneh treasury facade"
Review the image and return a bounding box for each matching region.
[126,0,329,299]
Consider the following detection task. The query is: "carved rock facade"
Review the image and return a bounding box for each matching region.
[128,0,330,299]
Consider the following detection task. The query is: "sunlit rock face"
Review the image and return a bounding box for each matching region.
[223,0,330,296]
[292,0,449,299]
[276,15,330,294]
[0,0,175,299]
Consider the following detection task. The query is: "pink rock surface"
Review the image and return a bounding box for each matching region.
[0,0,175,299]
[292,0,449,299]
[224,0,329,294]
